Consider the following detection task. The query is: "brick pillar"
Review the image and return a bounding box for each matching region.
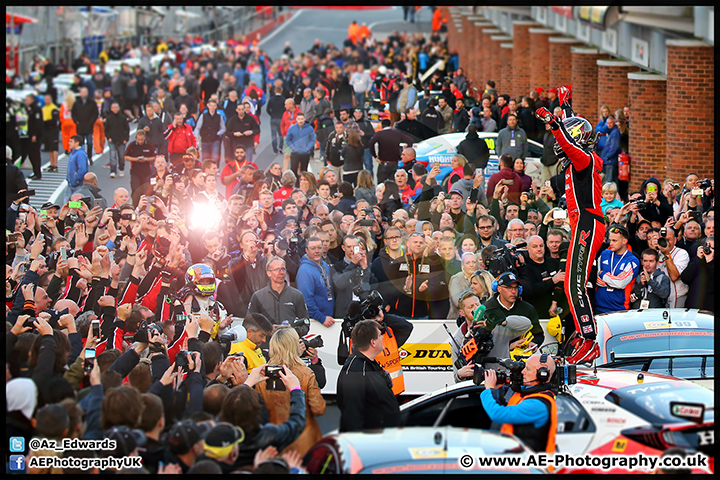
[481,28,502,90]
[666,40,715,182]
[472,21,494,89]
[459,16,471,78]
[627,72,667,192]
[528,28,559,95]
[548,37,579,90]
[511,21,539,101]
[570,48,608,118]
[489,35,511,94]
[597,60,634,119]
[500,42,514,98]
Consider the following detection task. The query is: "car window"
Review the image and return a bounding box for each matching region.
[304,442,341,475]
[527,141,543,157]
[605,383,715,425]
[402,395,453,427]
[556,394,595,433]
[437,392,492,429]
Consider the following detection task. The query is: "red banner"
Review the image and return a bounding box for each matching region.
[551,7,574,19]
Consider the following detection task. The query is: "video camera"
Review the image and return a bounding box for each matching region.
[343,289,384,333]
[697,178,712,190]
[486,244,526,276]
[471,358,525,389]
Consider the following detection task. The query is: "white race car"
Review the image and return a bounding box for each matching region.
[399,367,714,473]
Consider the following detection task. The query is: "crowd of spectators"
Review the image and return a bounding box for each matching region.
[5,8,715,473]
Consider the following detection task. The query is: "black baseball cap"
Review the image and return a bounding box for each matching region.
[41,201,61,210]
[203,422,245,459]
[496,272,522,288]
[449,189,464,198]
[104,426,146,457]
[167,420,205,455]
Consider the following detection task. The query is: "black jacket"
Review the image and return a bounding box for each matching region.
[225,113,260,151]
[325,131,348,167]
[265,93,286,120]
[419,106,443,134]
[638,177,674,225]
[456,131,490,168]
[355,117,375,149]
[342,144,365,172]
[234,388,307,468]
[517,256,564,320]
[368,128,415,162]
[394,118,437,142]
[680,256,714,312]
[6,164,28,209]
[452,108,470,133]
[337,351,400,432]
[27,102,44,138]
[71,96,99,135]
[104,111,130,144]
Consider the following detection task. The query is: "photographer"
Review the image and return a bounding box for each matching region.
[518,236,566,319]
[331,235,375,318]
[630,249,671,309]
[481,353,558,454]
[680,237,714,312]
[637,178,673,226]
[337,320,401,432]
[656,225,690,308]
[227,231,269,317]
[248,257,308,325]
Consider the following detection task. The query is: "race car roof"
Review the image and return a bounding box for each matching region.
[597,308,714,337]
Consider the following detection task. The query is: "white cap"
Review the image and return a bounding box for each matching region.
[6,145,12,160]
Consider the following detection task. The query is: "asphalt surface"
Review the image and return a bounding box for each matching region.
[18,7,433,209]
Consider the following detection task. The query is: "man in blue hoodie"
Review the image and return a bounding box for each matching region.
[297,236,335,327]
[65,135,89,202]
[285,112,316,176]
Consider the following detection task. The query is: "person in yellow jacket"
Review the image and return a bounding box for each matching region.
[41,94,60,172]
[228,313,273,372]
[481,353,558,454]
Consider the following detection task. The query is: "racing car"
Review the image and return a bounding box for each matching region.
[398,367,714,474]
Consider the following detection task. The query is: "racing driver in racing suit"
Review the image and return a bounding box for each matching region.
[535,88,604,364]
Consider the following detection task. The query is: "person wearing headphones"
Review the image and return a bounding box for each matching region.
[481,353,558,454]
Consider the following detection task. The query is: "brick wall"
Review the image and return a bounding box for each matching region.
[529,29,559,94]
[571,48,608,118]
[548,37,579,90]
[628,73,667,192]
[665,41,715,182]
[472,21,494,89]
[597,60,634,118]
[511,21,538,100]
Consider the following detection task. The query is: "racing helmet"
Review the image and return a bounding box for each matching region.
[553,116,596,160]
[185,263,216,296]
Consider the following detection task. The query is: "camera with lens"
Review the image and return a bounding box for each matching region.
[703,244,713,255]
[658,227,668,249]
[281,318,325,353]
[175,350,191,373]
[134,321,164,343]
[486,244,526,277]
[634,200,648,210]
[471,358,526,390]
[697,179,712,190]
[345,289,384,328]
[218,331,238,357]
[171,173,183,184]
[526,191,536,202]
[265,365,286,391]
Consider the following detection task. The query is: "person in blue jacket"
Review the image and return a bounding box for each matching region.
[597,115,622,186]
[285,112,316,176]
[296,236,335,327]
[65,135,89,202]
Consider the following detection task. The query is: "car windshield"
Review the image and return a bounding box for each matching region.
[605,329,714,357]
[605,383,715,425]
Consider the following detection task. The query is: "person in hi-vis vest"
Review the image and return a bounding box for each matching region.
[480,353,558,455]
[347,304,413,395]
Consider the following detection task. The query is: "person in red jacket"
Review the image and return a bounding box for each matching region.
[485,153,523,205]
[280,98,299,170]
[164,112,197,166]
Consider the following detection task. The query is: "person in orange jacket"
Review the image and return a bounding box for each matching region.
[60,92,77,154]
[348,21,360,45]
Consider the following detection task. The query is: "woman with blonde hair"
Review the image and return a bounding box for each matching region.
[60,91,77,154]
[447,154,468,191]
[470,269,494,304]
[255,327,326,455]
[354,169,377,205]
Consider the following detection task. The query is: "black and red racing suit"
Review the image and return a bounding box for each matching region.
[550,108,605,342]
